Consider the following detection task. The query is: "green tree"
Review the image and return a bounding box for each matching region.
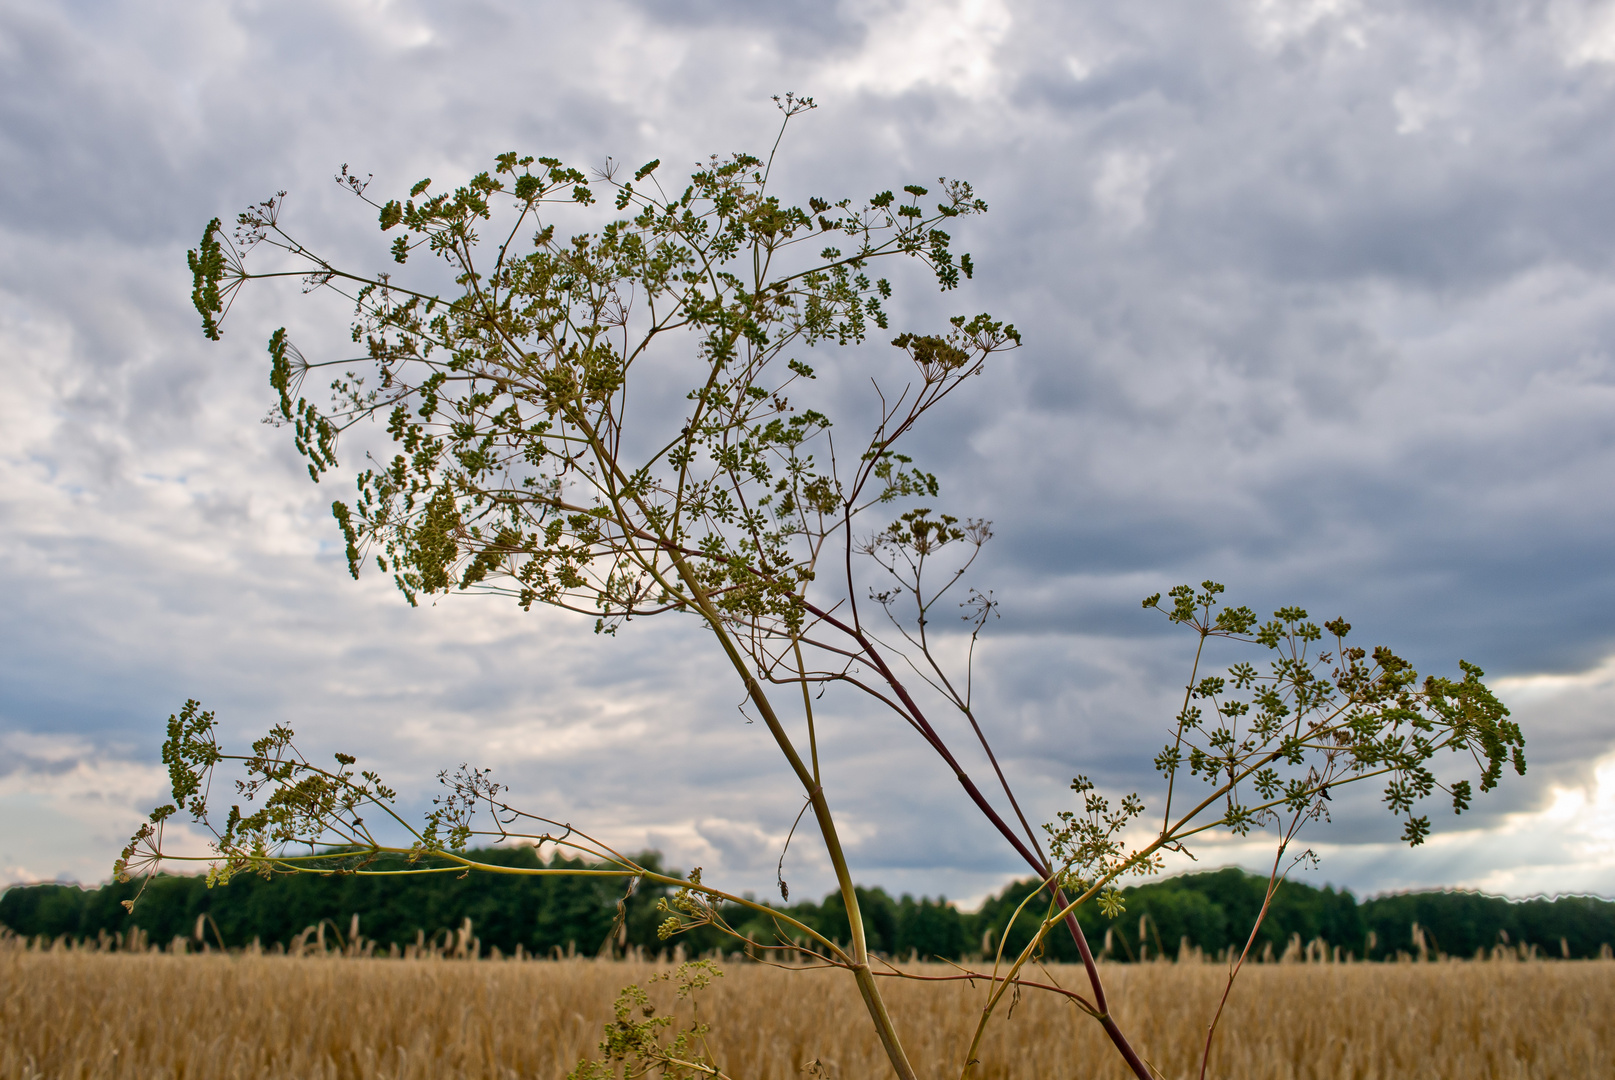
[30,865,1615,966]
[896,894,969,960]
[129,98,1525,1080]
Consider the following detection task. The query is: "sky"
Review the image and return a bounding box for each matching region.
[2,0,1615,910]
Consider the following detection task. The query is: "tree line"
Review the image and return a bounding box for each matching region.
[4,850,1611,961]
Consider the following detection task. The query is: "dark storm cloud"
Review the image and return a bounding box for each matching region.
[907,1,1615,682]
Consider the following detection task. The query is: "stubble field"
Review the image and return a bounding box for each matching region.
[3,942,1612,1079]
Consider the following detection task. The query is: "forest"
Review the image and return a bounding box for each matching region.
[4,849,1611,962]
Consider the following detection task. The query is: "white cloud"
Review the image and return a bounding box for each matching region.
[1495,653,1615,705]
[1146,651,1615,899]
[1156,749,1615,899]
[1091,149,1162,232]
[1553,0,1615,67]
[1246,0,1366,51]
[0,732,213,885]
[825,0,1012,99]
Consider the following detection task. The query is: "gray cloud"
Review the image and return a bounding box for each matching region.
[2,0,1613,901]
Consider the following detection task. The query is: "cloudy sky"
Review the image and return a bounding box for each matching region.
[3,0,1615,909]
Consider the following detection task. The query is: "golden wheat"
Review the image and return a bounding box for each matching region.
[3,940,1611,1079]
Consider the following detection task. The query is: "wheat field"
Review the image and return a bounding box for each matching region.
[3,938,1612,1079]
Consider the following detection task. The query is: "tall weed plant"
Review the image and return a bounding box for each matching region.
[126,98,1525,1079]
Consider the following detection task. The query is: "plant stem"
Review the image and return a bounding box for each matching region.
[571,402,918,1078]
[1199,825,1296,1080]
[671,556,919,1080]
[801,603,1154,1079]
